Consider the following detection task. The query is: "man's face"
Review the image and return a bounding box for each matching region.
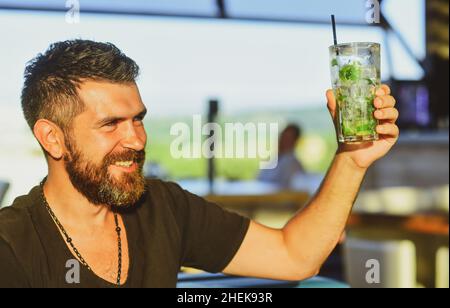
[63,81,148,207]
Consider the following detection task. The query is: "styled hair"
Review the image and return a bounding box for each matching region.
[21,39,140,133]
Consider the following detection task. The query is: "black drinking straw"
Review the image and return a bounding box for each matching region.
[331,15,339,55]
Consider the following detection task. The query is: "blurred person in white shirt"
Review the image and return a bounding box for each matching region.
[258,123,305,188]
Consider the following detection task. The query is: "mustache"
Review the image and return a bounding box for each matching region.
[103,150,146,166]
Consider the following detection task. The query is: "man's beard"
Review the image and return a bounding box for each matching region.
[63,138,146,208]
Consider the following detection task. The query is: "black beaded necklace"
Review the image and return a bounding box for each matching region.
[39,179,122,286]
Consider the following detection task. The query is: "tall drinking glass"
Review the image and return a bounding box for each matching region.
[329,42,380,143]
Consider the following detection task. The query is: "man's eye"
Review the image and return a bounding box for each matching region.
[134,117,144,125]
[104,121,118,127]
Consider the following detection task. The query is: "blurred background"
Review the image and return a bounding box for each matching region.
[0,0,448,288]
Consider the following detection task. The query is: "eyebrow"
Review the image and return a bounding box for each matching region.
[96,108,147,127]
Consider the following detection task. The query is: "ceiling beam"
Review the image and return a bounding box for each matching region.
[0,5,370,26]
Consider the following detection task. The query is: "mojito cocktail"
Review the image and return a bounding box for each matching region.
[329,42,380,143]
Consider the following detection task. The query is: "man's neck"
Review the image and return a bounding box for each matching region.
[43,171,114,230]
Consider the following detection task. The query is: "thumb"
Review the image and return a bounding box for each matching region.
[326,89,337,120]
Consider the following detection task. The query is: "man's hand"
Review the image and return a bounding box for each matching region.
[326,84,400,169]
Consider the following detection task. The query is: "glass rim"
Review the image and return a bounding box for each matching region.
[329,42,380,49]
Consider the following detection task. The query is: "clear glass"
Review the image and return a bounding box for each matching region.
[329,42,380,143]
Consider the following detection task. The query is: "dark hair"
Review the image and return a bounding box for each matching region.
[283,123,302,140]
[21,39,140,132]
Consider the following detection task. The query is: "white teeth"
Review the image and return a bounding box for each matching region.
[115,161,133,167]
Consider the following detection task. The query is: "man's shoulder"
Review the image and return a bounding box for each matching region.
[145,178,188,199]
[145,177,182,189]
[142,178,198,215]
[0,186,39,242]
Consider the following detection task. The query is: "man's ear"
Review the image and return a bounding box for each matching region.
[33,119,66,160]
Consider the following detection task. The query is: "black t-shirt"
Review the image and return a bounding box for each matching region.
[0,179,250,288]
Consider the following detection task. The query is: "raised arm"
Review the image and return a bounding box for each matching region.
[223,85,399,280]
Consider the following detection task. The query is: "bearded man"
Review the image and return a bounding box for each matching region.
[0,40,399,288]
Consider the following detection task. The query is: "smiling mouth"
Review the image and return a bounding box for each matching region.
[114,161,133,167]
[111,161,138,173]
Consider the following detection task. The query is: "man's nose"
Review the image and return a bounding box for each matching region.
[120,122,146,151]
